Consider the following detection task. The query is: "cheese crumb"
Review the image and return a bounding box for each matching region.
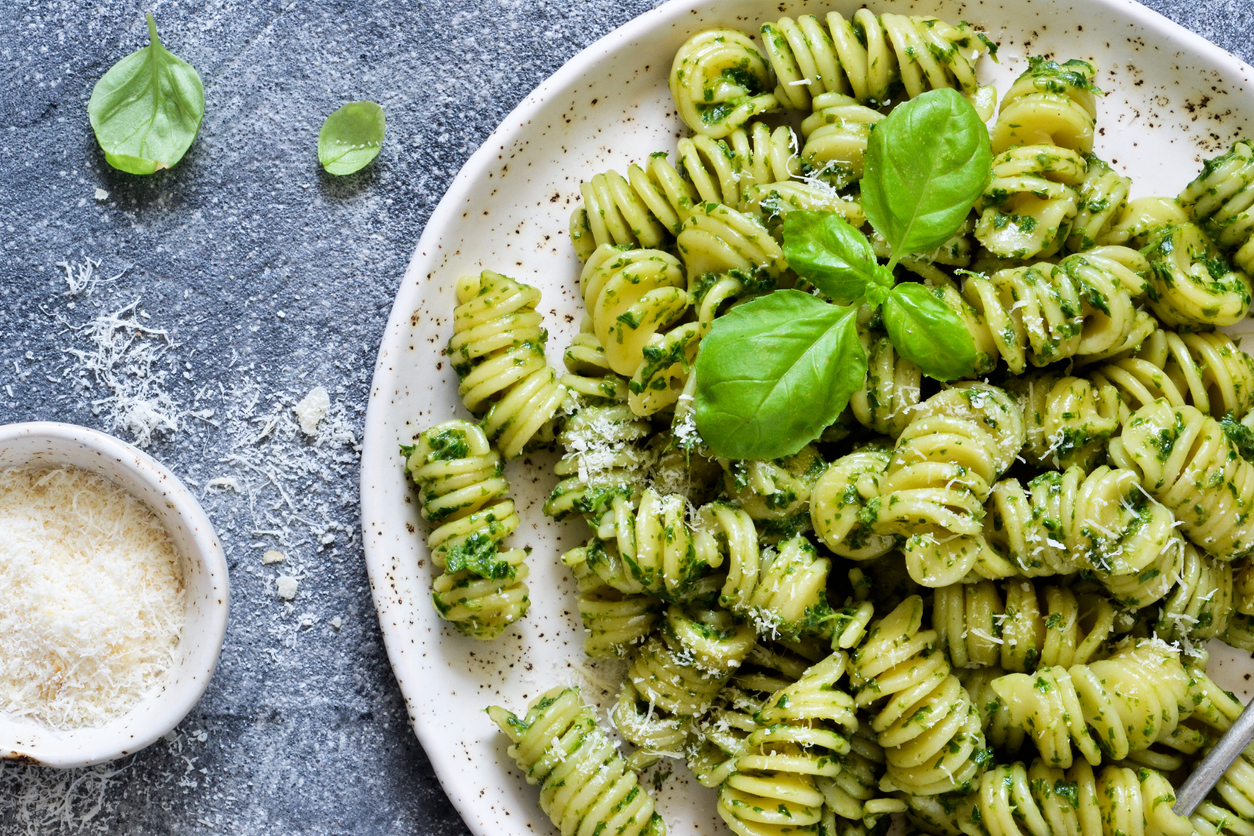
[293,386,330,436]
[262,550,286,565]
[331,617,342,630]
[94,188,109,201]
[205,476,241,492]
[275,575,298,600]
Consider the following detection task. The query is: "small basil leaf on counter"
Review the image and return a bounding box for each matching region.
[319,102,386,175]
[88,14,205,175]
[861,88,992,259]
[694,290,866,461]
[782,211,880,303]
[882,282,978,382]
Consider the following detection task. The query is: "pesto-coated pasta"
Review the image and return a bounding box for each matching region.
[441,12,1254,836]
[933,579,1115,672]
[488,687,667,836]
[1180,139,1254,275]
[404,420,530,639]
[717,652,856,836]
[851,596,989,795]
[870,384,1025,587]
[757,10,994,112]
[669,28,778,138]
[448,270,567,458]
[1090,328,1254,422]
[1111,400,1254,561]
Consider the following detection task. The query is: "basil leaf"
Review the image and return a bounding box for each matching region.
[782,211,883,303]
[882,283,978,382]
[694,290,866,460]
[319,102,386,175]
[861,89,992,259]
[87,15,205,175]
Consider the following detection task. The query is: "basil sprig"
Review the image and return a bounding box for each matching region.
[319,102,386,175]
[694,88,991,460]
[88,15,205,175]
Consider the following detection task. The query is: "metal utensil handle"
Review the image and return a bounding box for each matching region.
[1175,697,1254,816]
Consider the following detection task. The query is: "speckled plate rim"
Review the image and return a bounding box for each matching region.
[362,1,1254,833]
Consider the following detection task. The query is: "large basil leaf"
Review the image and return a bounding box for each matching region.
[782,211,890,303]
[319,102,386,175]
[882,282,978,381]
[88,15,205,175]
[694,290,866,460]
[861,89,992,259]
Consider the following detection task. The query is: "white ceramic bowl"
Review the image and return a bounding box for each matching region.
[0,422,229,768]
[362,0,1254,833]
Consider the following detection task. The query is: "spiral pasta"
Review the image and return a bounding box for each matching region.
[677,200,788,285]
[1111,400,1254,561]
[933,579,1115,672]
[404,420,530,639]
[1008,371,1120,471]
[1091,329,1254,422]
[948,247,1153,376]
[598,488,719,603]
[849,330,922,437]
[717,652,857,836]
[851,596,990,795]
[1142,222,1251,329]
[718,534,834,641]
[545,402,652,528]
[563,543,663,657]
[975,144,1085,260]
[798,92,883,188]
[670,28,779,138]
[488,687,667,836]
[758,10,994,111]
[989,639,1207,768]
[447,270,567,458]
[1068,154,1133,252]
[990,57,1099,155]
[985,464,1183,609]
[809,444,896,561]
[1179,139,1254,275]
[956,758,1194,836]
[628,604,756,718]
[720,443,825,524]
[569,152,693,259]
[1154,542,1234,643]
[871,384,1025,587]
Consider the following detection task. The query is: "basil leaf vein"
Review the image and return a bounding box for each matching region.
[694,290,866,460]
[319,102,386,175]
[861,88,992,260]
[88,15,205,175]
[882,282,978,382]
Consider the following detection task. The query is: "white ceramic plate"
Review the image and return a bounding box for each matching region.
[362,1,1254,832]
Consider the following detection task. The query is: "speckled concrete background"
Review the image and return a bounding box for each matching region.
[0,0,1250,834]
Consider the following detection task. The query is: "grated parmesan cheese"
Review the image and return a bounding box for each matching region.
[0,466,185,729]
[293,386,330,436]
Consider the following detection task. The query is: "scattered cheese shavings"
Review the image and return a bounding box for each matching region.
[94,188,109,201]
[205,476,241,492]
[262,550,286,565]
[293,385,330,436]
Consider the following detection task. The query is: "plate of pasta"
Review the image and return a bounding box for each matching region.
[361,1,1254,835]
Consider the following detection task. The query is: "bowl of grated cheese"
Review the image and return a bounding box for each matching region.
[0,422,229,768]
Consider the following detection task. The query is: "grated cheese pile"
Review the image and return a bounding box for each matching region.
[0,466,186,729]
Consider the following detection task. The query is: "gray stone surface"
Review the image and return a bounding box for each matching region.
[0,0,1249,834]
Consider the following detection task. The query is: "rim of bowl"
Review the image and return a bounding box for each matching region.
[0,421,230,768]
